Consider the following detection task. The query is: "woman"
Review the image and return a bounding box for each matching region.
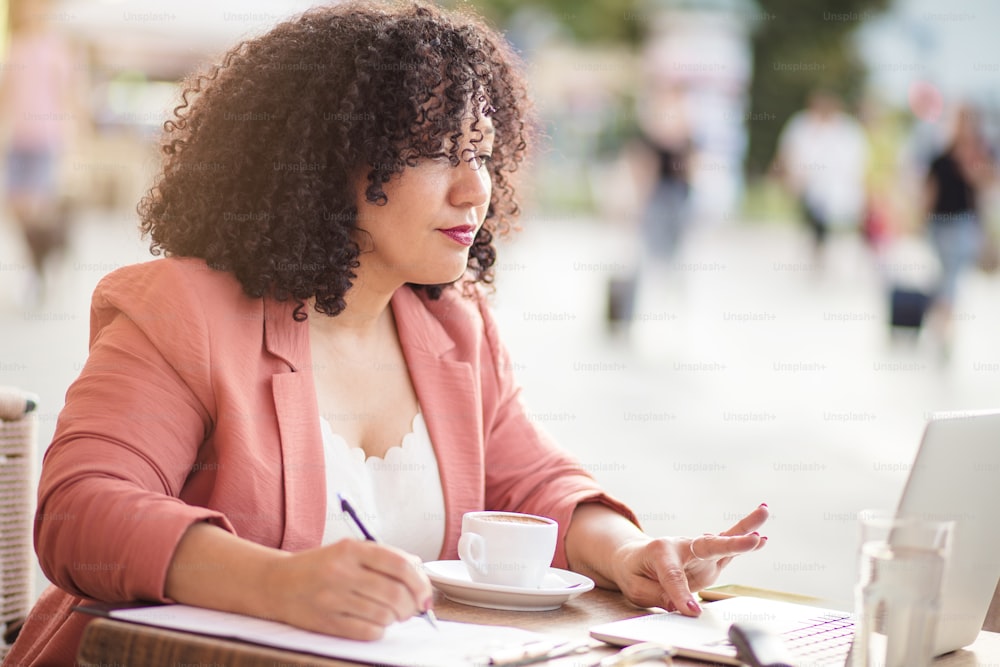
[5,2,768,664]
[924,104,996,349]
[0,0,77,304]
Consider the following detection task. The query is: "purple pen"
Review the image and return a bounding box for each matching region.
[337,493,440,631]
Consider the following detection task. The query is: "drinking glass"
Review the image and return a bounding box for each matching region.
[852,509,954,667]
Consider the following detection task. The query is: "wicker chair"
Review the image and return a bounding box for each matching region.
[0,387,37,661]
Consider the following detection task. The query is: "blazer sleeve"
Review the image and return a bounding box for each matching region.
[476,295,639,568]
[34,264,235,603]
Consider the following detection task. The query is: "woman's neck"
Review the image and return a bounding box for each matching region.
[307,271,399,341]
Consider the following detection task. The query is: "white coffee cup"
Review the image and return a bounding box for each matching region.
[457,511,558,588]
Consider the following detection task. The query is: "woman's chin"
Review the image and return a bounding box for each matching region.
[435,261,472,285]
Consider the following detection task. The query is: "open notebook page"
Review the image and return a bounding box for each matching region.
[111,604,554,667]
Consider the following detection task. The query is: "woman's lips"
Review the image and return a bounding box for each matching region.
[438,226,476,247]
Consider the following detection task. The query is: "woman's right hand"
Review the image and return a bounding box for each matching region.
[265,539,435,640]
[166,524,434,642]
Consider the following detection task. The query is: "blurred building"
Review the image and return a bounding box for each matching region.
[2,0,317,213]
[858,0,1000,111]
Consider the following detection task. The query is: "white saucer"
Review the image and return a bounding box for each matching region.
[423,560,594,611]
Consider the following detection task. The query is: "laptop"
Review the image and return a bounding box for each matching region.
[590,410,1000,665]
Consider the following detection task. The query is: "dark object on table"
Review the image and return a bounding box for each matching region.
[728,622,797,667]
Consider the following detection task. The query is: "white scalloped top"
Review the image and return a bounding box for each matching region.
[319,411,445,562]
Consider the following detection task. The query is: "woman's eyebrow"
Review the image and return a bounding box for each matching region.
[471,124,495,140]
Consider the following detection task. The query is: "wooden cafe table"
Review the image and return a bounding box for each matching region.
[77,587,1000,667]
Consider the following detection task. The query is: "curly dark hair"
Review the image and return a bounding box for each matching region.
[138,0,532,319]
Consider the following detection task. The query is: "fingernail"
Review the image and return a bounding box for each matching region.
[759,502,768,508]
[751,531,760,537]
[422,597,433,612]
[686,599,701,613]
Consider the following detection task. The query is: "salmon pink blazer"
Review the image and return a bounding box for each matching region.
[6,258,635,665]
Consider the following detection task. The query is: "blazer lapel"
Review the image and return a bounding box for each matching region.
[391,288,483,559]
[260,289,482,557]
[264,298,326,551]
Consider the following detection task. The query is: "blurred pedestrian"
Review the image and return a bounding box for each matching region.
[923,103,997,354]
[635,84,694,266]
[606,85,693,331]
[773,90,869,267]
[0,0,76,304]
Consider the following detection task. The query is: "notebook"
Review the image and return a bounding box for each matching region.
[590,409,1000,665]
[100,603,565,667]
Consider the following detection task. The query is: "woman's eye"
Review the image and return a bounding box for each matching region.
[470,153,493,170]
[458,146,493,170]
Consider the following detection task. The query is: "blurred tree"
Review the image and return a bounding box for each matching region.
[0,0,9,54]
[746,0,890,177]
[460,0,644,44]
[463,0,890,183]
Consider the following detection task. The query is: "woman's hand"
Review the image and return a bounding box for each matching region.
[265,539,435,640]
[565,502,769,618]
[166,523,433,642]
[609,504,769,615]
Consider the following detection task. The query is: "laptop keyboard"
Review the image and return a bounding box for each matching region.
[709,611,854,666]
[780,611,854,665]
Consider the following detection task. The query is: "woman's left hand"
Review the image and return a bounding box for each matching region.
[608,503,769,616]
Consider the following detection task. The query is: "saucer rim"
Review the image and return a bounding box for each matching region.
[422,560,595,596]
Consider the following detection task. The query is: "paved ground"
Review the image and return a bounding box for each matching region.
[489,215,1000,606]
[2,208,998,606]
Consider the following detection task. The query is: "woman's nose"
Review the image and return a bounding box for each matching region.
[449,159,491,209]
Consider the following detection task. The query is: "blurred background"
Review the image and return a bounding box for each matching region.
[1,0,999,607]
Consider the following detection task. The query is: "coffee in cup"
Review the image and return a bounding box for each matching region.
[477,514,550,525]
[457,511,557,588]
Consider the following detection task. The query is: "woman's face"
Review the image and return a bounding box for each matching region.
[354,117,494,291]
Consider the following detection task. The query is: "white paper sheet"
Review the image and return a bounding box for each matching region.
[111,604,553,667]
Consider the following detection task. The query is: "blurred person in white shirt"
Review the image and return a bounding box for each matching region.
[774,90,870,267]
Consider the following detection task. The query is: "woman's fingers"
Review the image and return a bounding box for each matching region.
[623,538,704,616]
[622,567,683,610]
[356,542,435,611]
[651,561,701,614]
[612,507,772,621]
[688,532,763,562]
[653,532,767,615]
[271,540,433,640]
[719,503,769,537]
[349,563,427,623]
[321,612,389,642]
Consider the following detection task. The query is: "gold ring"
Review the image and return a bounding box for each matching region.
[689,538,708,561]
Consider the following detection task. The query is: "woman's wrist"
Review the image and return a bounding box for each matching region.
[256,547,294,622]
[166,522,290,621]
[565,502,648,589]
